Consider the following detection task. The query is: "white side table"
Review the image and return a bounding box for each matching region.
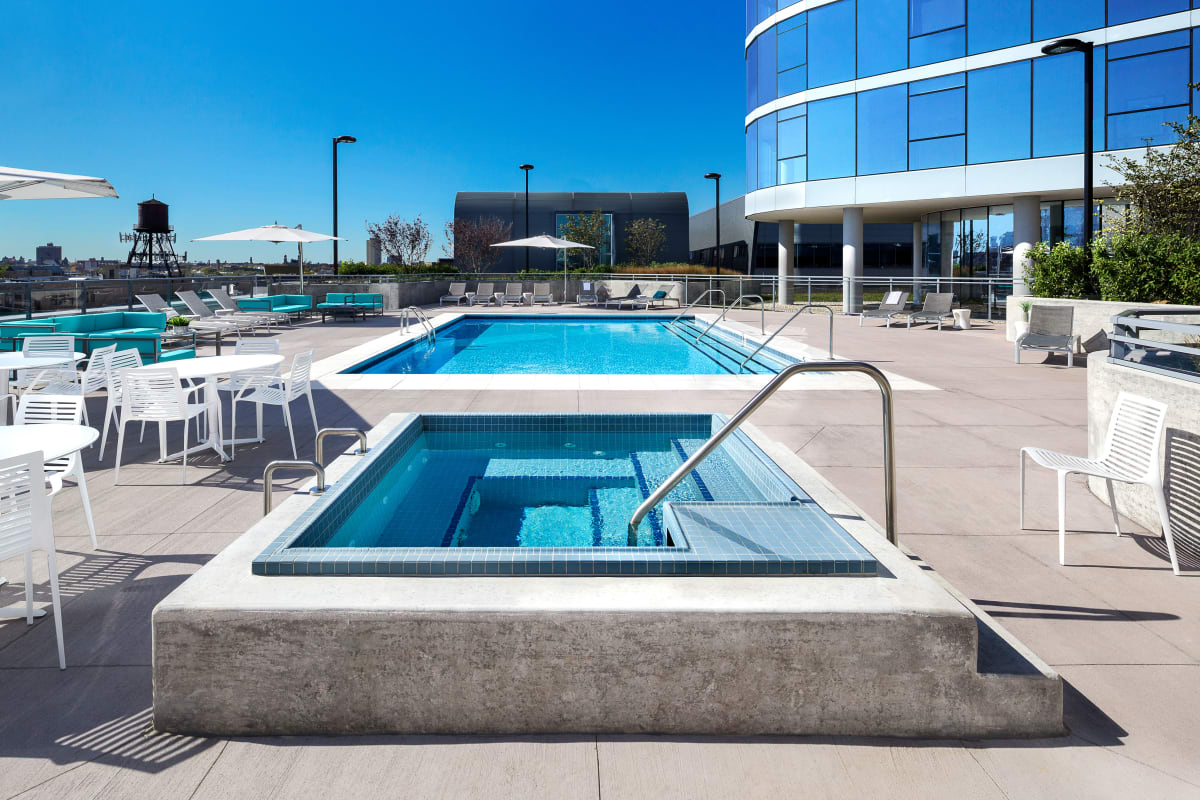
[952,309,973,330]
[522,292,533,306]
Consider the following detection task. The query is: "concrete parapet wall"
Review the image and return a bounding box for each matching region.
[1087,358,1200,555]
[1006,296,1200,348]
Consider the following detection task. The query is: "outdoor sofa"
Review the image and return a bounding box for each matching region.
[317,292,384,323]
[0,311,195,363]
[238,294,314,319]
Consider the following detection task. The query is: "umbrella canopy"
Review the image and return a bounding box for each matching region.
[193,223,345,290]
[0,166,118,200]
[492,235,594,303]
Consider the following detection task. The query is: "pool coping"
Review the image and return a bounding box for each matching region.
[308,310,938,392]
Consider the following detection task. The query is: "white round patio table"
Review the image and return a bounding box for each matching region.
[129,354,283,462]
[0,352,85,425]
[0,423,98,619]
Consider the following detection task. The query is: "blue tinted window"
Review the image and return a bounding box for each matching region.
[777,9,805,32]
[746,40,758,113]
[758,31,778,106]
[808,0,855,87]
[967,0,1029,55]
[747,121,758,193]
[779,156,807,184]
[968,61,1030,163]
[1108,106,1188,148]
[911,0,965,35]
[1108,48,1190,114]
[1107,0,1188,25]
[747,0,756,36]
[778,115,807,158]
[910,135,965,169]
[910,27,966,67]
[758,0,776,25]
[808,95,856,179]
[911,73,966,93]
[779,103,806,121]
[1107,30,1189,60]
[857,85,908,174]
[778,66,807,96]
[778,23,806,71]
[909,88,965,140]
[1032,0,1103,40]
[1032,49,1105,156]
[857,0,907,77]
[758,113,778,188]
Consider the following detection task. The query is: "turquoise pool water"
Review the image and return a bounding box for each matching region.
[344,315,791,375]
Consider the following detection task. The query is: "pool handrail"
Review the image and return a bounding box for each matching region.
[693,294,765,345]
[739,304,833,371]
[400,306,436,343]
[315,427,368,466]
[628,360,896,548]
[263,460,326,516]
[668,289,726,327]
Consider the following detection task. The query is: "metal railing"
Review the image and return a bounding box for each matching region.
[694,294,765,344]
[263,460,326,515]
[740,303,833,371]
[669,289,726,327]
[400,306,436,342]
[627,360,897,547]
[1109,309,1200,384]
[315,427,369,466]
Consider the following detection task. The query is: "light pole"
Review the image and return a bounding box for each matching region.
[705,173,722,270]
[332,135,356,270]
[519,164,534,271]
[1041,39,1094,253]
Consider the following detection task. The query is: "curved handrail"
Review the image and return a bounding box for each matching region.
[315,427,369,466]
[263,460,326,515]
[627,361,896,547]
[739,303,833,372]
[669,289,727,327]
[401,306,436,343]
[693,294,765,344]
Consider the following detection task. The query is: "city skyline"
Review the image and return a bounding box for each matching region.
[3,0,744,263]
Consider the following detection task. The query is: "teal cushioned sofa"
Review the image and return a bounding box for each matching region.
[316,292,384,322]
[238,294,312,318]
[0,311,195,362]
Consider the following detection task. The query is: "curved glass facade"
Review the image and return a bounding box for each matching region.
[746,1,1200,193]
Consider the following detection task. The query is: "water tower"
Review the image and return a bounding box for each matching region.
[120,196,183,276]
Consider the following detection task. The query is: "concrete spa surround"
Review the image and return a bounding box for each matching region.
[152,414,1063,738]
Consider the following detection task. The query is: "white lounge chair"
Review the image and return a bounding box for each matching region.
[1020,392,1180,575]
[531,282,554,305]
[137,294,240,337]
[441,282,469,306]
[16,393,98,549]
[0,451,66,669]
[605,284,647,310]
[503,283,524,305]
[209,287,287,327]
[176,290,257,333]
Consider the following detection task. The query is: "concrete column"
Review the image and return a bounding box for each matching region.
[912,220,924,303]
[939,218,955,280]
[842,207,864,314]
[1011,195,1040,297]
[777,220,795,306]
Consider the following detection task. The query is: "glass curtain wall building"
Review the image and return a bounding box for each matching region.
[744,0,1200,309]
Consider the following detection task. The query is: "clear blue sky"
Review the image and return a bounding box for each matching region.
[4,0,745,264]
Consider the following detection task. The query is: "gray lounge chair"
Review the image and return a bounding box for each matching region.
[860,291,909,327]
[905,292,955,330]
[503,282,524,305]
[1016,305,1076,367]
[177,290,257,332]
[531,282,554,305]
[440,282,469,306]
[605,284,647,310]
[645,285,680,309]
[470,282,497,306]
[137,293,241,336]
[209,287,286,328]
[576,281,599,306]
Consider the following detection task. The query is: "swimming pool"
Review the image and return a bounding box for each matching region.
[253,413,877,576]
[343,315,794,375]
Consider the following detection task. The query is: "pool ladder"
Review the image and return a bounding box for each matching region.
[400,306,436,343]
[668,289,726,328]
[739,304,833,370]
[691,294,765,344]
[628,361,897,548]
[261,428,369,515]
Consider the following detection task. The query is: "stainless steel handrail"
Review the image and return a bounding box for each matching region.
[627,361,896,547]
[693,294,765,344]
[400,306,436,343]
[739,303,833,371]
[668,289,727,327]
[263,460,326,515]
[315,427,369,466]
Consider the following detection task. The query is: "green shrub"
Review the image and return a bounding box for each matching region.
[1025,241,1094,298]
[337,261,457,276]
[166,316,190,328]
[1092,231,1200,304]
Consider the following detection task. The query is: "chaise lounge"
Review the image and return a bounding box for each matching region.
[860,291,910,327]
[440,282,469,306]
[903,292,955,330]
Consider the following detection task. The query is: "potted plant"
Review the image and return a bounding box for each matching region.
[166,316,191,334]
[1014,301,1032,339]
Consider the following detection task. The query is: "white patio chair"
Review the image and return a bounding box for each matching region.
[99,348,144,459]
[231,349,317,458]
[113,367,208,485]
[14,335,78,392]
[1020,392,1180,575]
[218,340,282,422]
[15,393,98,549]
[29,343,116,428]
[0,452,66,669]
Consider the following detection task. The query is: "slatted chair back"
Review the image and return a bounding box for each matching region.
[105,349,144,397]
[0,452,53,561]
[15,394,85,474]
[208,287,241,312]
[1099,392,1168,483]
[119,368,188,423]
[1028,305,1074,338]
[921,293,954,314]
[81,344,117,394]
[23,335,75,358]
[228,340,281,393]
[285,350,315,401]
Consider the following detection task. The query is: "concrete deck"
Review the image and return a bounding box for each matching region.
[1,306,1197,798]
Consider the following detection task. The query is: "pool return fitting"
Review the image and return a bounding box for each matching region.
[262,428,368,515]
[628,360,896,547]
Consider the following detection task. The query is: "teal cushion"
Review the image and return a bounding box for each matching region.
[652,291,667,299]
[159,348,196,362]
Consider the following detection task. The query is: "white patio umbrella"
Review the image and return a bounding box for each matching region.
[193,223,344,291]
[0,166,118,200]
[491,235,594,302]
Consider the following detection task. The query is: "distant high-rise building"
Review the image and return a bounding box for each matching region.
[366,237,382,265]
[35,242,63,265]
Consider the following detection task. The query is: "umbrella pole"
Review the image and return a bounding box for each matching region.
[299,242,305,293]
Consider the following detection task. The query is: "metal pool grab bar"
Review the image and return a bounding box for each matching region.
[400,306,436,343]
[316,427,369,466]
[693,294,765,344]
[668,289,726,327]
[739,303,833,371]
[263,461,326,515]
[628,361,897,547]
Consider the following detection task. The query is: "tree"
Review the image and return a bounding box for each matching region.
[1104,104,1200,238]
[558,209,609,269]
[444,216,512,271]
[365,214,433,266]
[624,217,666,265]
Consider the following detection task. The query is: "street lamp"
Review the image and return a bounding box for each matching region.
[332,135,357,269]
[704,173,721,270]
[1041,39,1094,253]
[519,164,534,271]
